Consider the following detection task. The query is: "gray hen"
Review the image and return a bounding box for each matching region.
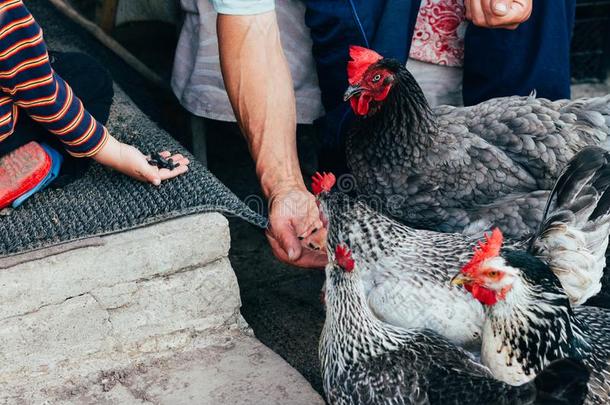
[344,46,610,238]
[320,244,590,405]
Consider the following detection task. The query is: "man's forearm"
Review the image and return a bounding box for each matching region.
[217,12,303,198]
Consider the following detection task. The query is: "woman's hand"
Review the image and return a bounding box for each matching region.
[93,135,189,185]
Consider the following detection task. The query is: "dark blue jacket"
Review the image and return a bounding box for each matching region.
[302,0,575,149]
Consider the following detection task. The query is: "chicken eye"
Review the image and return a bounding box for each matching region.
[487,271,498,278]
[372,74,381,83]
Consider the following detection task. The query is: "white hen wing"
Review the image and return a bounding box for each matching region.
[360,253,485,348]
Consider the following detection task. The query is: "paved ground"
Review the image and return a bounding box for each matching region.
[573,81,610,99]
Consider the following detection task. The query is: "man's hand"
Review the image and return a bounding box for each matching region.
[266,185,327,268]
[465,0,532,29]
[217,12,327,269]
[94,135,189,185]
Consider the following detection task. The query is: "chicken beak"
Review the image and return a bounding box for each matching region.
[343,84,363,101]
[450,273,473,287]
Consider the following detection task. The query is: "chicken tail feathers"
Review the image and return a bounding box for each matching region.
[532,358,589,405]
[529,146,610,305]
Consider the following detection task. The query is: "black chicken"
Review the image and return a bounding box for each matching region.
[344,45,610,238]
[320,243,590,405]
[452,231,610,404]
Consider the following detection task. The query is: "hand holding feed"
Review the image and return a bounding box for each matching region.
[93,135,189,185]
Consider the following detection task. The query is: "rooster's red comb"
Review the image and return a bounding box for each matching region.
[461,228,504,276]
[347,45,383,85]
[311,172,336,196]
[335,244,355,272]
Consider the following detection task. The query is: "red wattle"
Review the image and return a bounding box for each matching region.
[471,284,498,306]
[355,95,371,116]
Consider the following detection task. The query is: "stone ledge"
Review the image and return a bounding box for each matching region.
[0,257,241,389]
[0,212,323,403]
[0,213,230,320]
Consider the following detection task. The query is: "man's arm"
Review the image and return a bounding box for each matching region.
[217,11,326,268]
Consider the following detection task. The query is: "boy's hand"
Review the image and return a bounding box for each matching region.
[93,135,189,185]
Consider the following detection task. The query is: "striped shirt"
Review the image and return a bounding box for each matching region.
[0,0,108,157]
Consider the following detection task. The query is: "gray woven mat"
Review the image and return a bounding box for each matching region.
[0,1,267,257]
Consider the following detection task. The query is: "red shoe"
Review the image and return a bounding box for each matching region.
[0,141,52,210]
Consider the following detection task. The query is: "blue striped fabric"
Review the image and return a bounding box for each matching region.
[0,0,108,157]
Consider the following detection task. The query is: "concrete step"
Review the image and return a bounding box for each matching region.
[0,213,323,404]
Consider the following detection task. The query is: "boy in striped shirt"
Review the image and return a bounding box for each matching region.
[0,0,188,188]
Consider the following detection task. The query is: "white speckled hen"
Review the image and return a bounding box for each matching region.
[344,46,610,238]
[452,230,610,404]
[320,244,590,405]
[314,147,610,349]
